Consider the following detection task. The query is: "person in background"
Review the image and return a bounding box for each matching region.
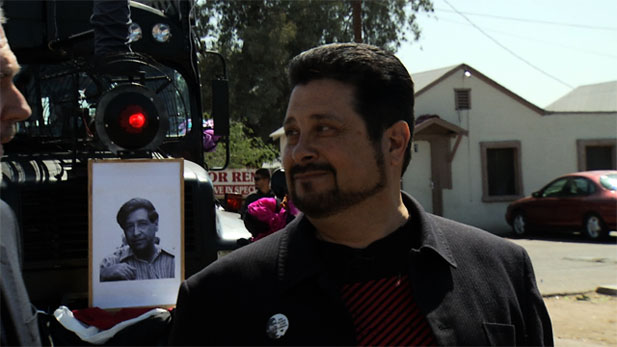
[170,43,552,346]
[0,3,42,344]
[244,169,299,241]
[239,168,274,221]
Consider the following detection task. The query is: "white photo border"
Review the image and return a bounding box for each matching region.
[88,159,184,309]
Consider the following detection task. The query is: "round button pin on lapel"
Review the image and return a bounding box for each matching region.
[266,313,289,339]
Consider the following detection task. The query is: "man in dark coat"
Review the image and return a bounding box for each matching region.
[170,43,553,346]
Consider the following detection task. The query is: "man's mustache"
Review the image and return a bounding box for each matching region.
[289,163,336,178]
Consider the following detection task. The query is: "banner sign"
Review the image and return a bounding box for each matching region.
[209,169,257,198]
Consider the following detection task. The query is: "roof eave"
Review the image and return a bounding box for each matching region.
[415,64,545,115]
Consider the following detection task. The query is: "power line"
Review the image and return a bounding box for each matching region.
[434,8,617,32]
[442,0,574,89]
[434,17,617,60]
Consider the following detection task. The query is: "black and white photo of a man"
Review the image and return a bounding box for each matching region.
[100,198,175,282]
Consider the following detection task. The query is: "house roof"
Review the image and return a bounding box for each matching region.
[414,115,468,140]
[412,63,544,115]
[545,81,617,112]
[411,65,459,93]
[269,64,567,140]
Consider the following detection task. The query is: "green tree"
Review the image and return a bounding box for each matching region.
[195,0,433,141]
[205,120,279,169]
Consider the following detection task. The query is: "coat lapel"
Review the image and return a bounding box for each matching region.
[402,192,459,346]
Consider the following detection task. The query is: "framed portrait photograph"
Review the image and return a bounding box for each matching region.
[88,159,184,309]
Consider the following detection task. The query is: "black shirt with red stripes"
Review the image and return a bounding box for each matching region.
[318,219,437,346]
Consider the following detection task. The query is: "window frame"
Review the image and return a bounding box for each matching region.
[577,139,617,171]
[571,177,595,196]
[480,140,524,202]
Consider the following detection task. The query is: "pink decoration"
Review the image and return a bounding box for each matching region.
[248,197,290,240]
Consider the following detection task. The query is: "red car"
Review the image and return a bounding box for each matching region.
[506,171,617,240]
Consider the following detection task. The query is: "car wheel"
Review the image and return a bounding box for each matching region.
[583,214,606,240]
[512,213,527,236]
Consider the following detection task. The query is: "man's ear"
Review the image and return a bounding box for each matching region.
[385,120,411,166]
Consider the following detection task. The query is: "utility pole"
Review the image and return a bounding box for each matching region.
[352,0,362,43]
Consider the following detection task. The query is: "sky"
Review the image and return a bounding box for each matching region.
[396,0,617,108]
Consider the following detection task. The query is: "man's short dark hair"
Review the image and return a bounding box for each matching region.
[116,198,158,229]
[255,168,271,180]
[288,43,414,176]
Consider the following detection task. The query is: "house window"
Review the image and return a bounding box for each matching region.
[454,89,471,110]
[577,139,616,171]
[480,141,523,202]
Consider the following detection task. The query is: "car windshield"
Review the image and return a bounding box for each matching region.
[599,174,617,191]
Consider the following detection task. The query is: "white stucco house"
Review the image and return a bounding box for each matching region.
[270,64,617,232]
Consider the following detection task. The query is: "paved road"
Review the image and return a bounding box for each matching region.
[507,232,617,295]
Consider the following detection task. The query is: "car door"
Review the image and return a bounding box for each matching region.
[569,177,597,227]
[555,178,588,228]
[526,178,569,228]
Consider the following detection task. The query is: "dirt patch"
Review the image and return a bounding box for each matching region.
[544,291,617,346]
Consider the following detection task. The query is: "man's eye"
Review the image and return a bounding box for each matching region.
[317,125,336,134]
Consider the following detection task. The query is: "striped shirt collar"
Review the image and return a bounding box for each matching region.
[117,244,172,263]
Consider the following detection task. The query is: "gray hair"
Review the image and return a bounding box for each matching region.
[0,1,5,25]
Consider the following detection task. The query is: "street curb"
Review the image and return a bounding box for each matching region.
[596,285,617,296]
[542,291,587,298]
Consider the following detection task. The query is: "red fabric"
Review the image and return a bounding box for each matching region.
[72,307,156,330]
